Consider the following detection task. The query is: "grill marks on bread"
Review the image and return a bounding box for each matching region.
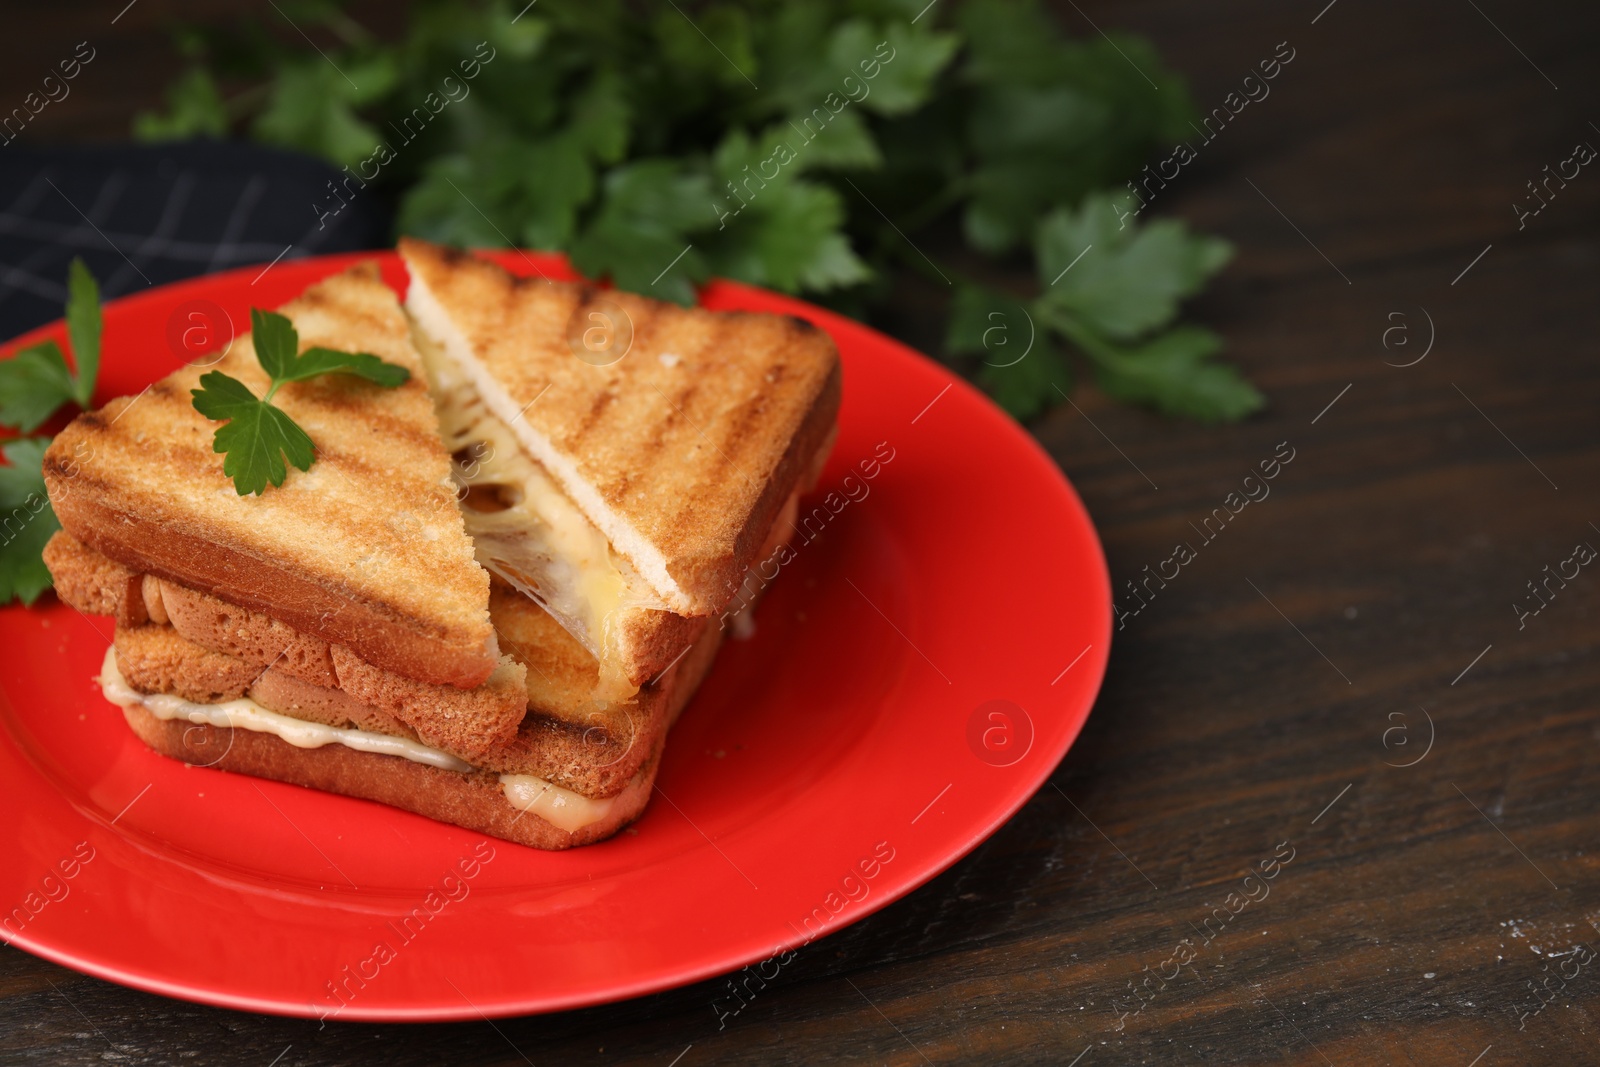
[399,238,842,614]
[43,264,500,688]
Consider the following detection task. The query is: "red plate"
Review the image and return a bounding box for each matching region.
[0,251,1110,1020]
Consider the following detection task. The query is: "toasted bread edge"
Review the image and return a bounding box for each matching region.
[45,430,499,690]
[121,702,660,851]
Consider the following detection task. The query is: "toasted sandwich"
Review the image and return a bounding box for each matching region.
[43,251,840,849]
[400,238,841,620]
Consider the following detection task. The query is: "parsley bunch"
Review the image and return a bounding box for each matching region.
[0,260,101,605]
[140,0,1260,423]
[192,309,410,495]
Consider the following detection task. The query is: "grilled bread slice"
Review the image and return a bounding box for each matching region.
[400,238,842,616]
[43,263,500,690]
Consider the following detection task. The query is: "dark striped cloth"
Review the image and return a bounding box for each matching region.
[0,140,392,339]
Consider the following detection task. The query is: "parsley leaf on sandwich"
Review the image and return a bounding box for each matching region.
[191,308,410,496]
[0,258,102,431]
[190,371,317,497]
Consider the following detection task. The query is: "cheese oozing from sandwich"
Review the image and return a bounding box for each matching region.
[499,773,617,830]
[411,322,657,703]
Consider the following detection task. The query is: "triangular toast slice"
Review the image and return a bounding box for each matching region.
[400,238,842,616]
[44,264,500,689]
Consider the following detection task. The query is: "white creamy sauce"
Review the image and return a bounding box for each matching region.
[499,773,617,833]
[99,647,474,771]
[99,647,617,830]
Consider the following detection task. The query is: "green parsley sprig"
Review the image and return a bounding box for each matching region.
[0,259,100,432]
[191,308,410,496]
[0,258,102,605]
[947,194,1263,423]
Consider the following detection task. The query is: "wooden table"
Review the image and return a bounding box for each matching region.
[5,1,1599,1063]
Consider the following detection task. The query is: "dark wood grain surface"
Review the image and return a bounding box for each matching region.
[6,1,1600,1063]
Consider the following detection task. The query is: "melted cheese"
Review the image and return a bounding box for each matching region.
[98,647,474,772]
[411,323,646,703]
[99,648,618,832]
[499,773,617,833]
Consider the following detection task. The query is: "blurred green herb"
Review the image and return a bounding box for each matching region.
[0,260,103,605]
[0,259,101,432]
[0,438,60,606]
[948,194,1259,422]
[136,0,1262,424]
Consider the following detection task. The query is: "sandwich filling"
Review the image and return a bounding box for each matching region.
[98,646,617,833]
[404,270,694,614]
[412,322,656,704]
[499,774,617,825]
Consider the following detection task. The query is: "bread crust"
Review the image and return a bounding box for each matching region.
[250,666,419,740]
[158,577,339,688]
[42,531,145,626]
[49,532,526,761]
[115,624,261,704]
[43,264,499,689]
[609,604,706,688]
[328,645,527,763]
[120,703,659,851]
[474,599,726,795]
